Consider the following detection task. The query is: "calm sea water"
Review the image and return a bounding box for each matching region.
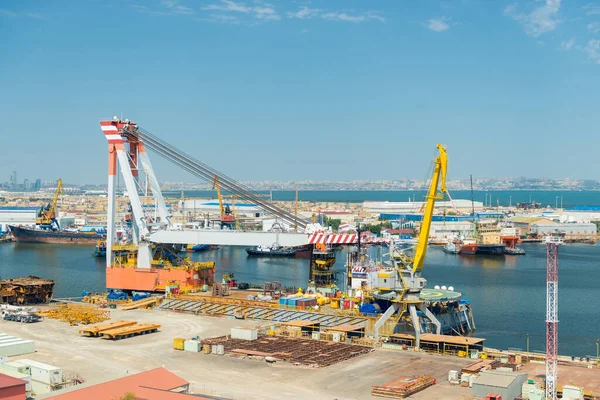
[164,189,600,208]
[1,241,598,357]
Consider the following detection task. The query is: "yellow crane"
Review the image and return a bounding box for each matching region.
[373,144,447,345]
[36,178,63,227]
[213,175,234,226]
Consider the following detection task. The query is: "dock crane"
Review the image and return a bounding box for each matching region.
[213,175,235,228]
[36,179,64,230]
[373,144,448,347]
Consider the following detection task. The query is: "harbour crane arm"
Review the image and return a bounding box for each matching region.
[411,144,447,272]
[37,179,63,225]
[213,175,225,217]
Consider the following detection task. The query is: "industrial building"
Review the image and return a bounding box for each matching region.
[0,207,38,232]
[508,216,554,236]
[45,368,221,400]
[531,222,597,238]
[363,199,484,216]
[471,370,528,400]
[0,373,27,400]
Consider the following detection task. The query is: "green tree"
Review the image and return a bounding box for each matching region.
[119,393,136,400]
[323,216,342,231]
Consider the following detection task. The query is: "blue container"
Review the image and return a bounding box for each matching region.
[279,297,288,306]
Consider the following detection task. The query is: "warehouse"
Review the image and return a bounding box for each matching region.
[471,370,528,400]
[531,222,597,237]
[0,207,37,232]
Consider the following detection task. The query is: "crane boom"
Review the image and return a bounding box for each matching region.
[411,144,447,272]
[36,179,63,226]
[213,175,225,217]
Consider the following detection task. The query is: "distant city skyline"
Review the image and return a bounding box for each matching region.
[2,1,600,183]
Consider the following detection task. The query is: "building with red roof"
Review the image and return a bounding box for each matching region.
[45,368,225,400]
[0,373,27,400]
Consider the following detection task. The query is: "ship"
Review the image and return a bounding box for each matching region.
[94,241,106,257]
[442,240,460,254]
[458,238,478,255]
[475,221,506,255]
[9,225,105,245]
[0,276,55,305]
[246,245,297,257]
[500,225,526,255]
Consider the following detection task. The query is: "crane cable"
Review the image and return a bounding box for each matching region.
[130,128,308,229]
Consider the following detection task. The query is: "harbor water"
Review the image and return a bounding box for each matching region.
[0,241,599,357]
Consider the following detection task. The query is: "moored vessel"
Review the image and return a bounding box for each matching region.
[9,225,105,245]
[246,245,296,257]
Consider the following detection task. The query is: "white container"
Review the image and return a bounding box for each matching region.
[460,373,471,383]
[0,369,31,391]
[447,370,459,382]
[332,333,341,342]
[497,366,513,372]
[183,340,201,353]
[311,332,321,340]
[468,374,476,388]
[231,327,258,341]
[216,345,225,355]
[1,361,30,375]
[17,359,62,385]
[0,340,35,357]
[211,345,218,354]
[31,379,52,395]
[562,384,584,400]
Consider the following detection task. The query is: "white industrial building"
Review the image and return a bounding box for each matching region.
[429,221,474,240]
[531,223,597,236]
[177,199,263,217]
[0,207,38,232]
[363,199,483,215]
[471,370,528,400]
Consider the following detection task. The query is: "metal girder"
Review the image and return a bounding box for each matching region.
[147,229,310,247]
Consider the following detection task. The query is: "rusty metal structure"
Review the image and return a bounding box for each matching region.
[200,335,370,367]
[0,276,55,305]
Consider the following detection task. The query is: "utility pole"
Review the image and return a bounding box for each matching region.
[545,236,562,400]
[526,334,530,353]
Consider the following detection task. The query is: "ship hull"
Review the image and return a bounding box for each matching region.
[106,266,214,292]
[476,244,505,255]
[246,248,296,257]
[458,243,478,255]
[9,225,103,245]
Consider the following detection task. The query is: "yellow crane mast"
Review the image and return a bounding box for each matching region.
[213,175,235,226]
[36,178,64,227]
[373,144,447,346]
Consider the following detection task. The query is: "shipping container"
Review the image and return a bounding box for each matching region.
[17,359,62,385]
[31,379,52,395]
[183,340,200,352]
[231,327,258,341]
[173,338,185,350]
[1,360,30,375]
[0,340,35,357]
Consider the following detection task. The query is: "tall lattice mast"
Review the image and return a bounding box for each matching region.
[545,235,562,400]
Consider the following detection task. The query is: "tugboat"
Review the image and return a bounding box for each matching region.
[458,238,478,255]
[93,241,106,257]
[442,240,460,254]
[246,245,296,257]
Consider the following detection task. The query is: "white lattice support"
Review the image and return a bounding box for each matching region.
[545,238,560,400]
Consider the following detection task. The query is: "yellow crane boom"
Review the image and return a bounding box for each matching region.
[213,175,225,217]
[411,144,447,272]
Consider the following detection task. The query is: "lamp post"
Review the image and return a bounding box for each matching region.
[526,334,530,353]
[596,339,599,368]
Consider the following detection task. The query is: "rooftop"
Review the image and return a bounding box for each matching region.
[280,320,321,328]
[508,216,551,223]
[419,333,485,346]
[473,370,526,388]
[45,368,195,400]
[325,324,365,333]
[0,372,27,389]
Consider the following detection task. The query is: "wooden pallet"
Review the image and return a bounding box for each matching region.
[121,297,161,311]
[79,320,137,337]
[100,323,161,340]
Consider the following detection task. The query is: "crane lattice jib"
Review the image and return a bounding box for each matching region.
[411,144,447,272]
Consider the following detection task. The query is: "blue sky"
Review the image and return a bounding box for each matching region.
[1,0,600,185]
